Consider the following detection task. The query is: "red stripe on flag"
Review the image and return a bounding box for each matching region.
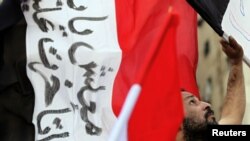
[113,0,183,140]
[128,13,183,141]
[173,0,200,98]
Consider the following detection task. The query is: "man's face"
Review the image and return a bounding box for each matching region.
[182,91,216,124]
[181,91,217,140]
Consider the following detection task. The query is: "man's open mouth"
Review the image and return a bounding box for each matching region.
[205,108,215,119]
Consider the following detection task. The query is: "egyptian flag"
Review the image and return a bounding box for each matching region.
[4,0,185,141]
[0,0,202,140]
[186,0,250,66]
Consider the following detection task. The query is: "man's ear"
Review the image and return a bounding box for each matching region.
[178,122,184,131]
[175,123,184,141]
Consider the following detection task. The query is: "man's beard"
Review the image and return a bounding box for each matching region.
[183,108,218,141]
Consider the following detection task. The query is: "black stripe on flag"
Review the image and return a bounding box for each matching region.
[186,0,230,36]
[0,0,23,31]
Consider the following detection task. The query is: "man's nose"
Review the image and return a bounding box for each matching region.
[201,101,211,110]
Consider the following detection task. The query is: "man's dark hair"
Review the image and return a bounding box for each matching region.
[183,107,218,141]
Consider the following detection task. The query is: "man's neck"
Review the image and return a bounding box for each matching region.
[175,130,185,141]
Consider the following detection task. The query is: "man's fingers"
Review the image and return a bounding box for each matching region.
[222,45,233,55]
[221,39,235,55]
[220,39,229,48]
[229,36,240,49]
[220,36,244,65]
[220,36,240,49]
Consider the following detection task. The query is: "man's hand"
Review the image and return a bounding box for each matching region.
[220,36,243,65]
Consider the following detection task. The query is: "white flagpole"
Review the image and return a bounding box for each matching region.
[108,84,141,141]
[222,32,229,42]
[222,32,250,67]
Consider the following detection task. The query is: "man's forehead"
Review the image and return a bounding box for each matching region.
[181,91,197,99]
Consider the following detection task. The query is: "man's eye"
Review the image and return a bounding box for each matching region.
[189,100,195,105]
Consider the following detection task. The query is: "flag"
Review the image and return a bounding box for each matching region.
[112,1,183,139]
[1,0,184,141]
[173,0,200,98]
[186,0,250,66]
[0,0,23,31]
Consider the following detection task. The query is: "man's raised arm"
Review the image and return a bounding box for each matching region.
[219,36,245,125]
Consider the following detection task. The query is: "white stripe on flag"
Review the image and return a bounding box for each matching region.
[23,0,121,140]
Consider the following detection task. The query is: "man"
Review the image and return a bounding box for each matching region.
[176,36,245,141]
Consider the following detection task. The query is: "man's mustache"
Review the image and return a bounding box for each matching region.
[204,107,214,119]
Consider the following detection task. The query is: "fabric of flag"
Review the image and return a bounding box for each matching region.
[113,0,184,140]
[23,1,120,140]
[187,0,250,66]
[1,0,190,141]
[0,0,23,31]
[173,0,200,98]
[186,0,229,36]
